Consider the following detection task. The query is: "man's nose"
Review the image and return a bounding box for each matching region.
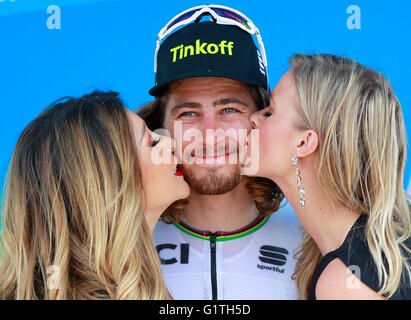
[166,135,180,163]
[200,112,218,131]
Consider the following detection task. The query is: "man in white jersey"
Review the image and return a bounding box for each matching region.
[139,5,302,300]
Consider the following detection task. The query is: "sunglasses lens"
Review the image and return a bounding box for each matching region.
[165,8,198,32]
[211,7,252,30]
[164,6,252,38]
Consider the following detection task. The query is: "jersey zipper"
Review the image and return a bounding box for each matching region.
[209,232,218,300]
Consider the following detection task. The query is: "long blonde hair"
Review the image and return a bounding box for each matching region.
[0,91,170,299]
[290,54,411,299]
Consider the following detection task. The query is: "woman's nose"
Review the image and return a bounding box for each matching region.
[170,136,182,161]
[250,109,264,128]
[163,136,179,164]
[168,136,176,153]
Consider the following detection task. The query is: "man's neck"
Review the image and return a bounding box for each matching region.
[181,179,258,233]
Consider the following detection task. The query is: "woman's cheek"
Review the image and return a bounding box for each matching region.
[257,124,272,150]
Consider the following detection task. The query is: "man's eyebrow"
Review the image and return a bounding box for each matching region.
[169,102,202,116]
[213,98,249,108]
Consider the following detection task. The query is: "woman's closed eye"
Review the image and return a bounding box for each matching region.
[150,135,161,147]
[264,111,272,117]
[261,106,273,117]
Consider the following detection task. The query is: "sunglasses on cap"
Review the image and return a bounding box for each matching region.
[154,4,269,88]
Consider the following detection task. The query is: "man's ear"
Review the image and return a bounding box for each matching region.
[295,130,319,158]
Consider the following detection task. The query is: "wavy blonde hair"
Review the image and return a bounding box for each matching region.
[290,54,411,299]
[0,91,170,299]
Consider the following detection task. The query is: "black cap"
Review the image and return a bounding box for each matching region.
[149,21,268,96]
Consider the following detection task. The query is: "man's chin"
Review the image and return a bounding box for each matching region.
[180,164,242,195]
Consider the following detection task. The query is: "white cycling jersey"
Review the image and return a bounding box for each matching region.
[153,200,303,300]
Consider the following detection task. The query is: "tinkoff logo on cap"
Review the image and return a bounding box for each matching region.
[149,21,268,97]
[170,40,235,63]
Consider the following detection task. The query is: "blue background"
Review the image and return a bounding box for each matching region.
[1,0,411,194]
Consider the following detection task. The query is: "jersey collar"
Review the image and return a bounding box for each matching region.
[174,215,270,242]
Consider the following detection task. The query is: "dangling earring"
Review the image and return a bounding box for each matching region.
[292,155,306,208]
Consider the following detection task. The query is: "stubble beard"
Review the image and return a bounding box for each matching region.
[180,165,242,195]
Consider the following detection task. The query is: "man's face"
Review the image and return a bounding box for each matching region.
[163,77,258,195]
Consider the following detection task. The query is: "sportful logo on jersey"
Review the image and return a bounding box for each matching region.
[170,39,234,63]
[257,245,288,274]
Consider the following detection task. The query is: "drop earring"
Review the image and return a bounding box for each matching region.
[292,155,306,208]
